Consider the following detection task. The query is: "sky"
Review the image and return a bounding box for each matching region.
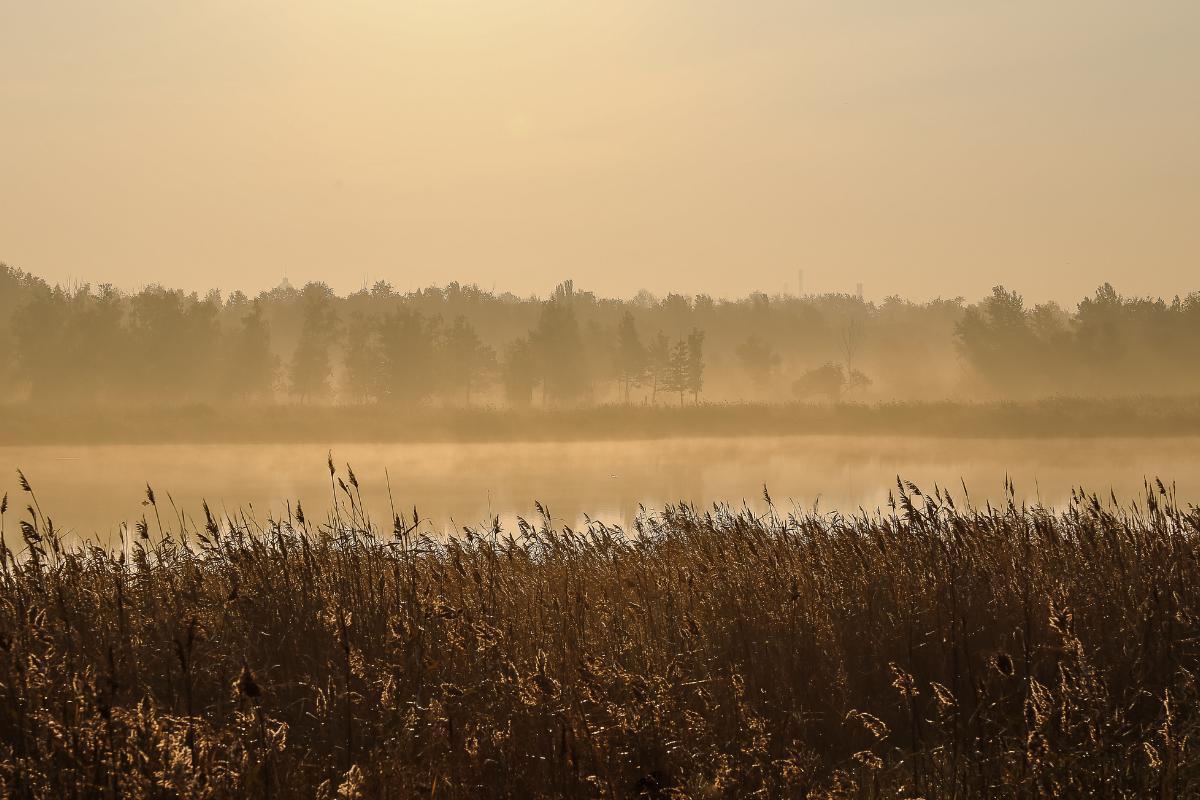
[2,1,1198,303]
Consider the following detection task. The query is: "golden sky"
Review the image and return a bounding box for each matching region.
[2,2,1198,301]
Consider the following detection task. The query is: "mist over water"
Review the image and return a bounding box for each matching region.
[3,436,1197,545]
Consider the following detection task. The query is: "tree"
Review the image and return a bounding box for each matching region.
[377,308,438,406]
[342,312,381,403]
[501,337,537,408]
[846,368,872,395]
[685,328,706,403]
[954,285,1043,394]
[613,311,647,403]
[0,265,50,396]
[127,286,222,400]
[443,316,496,404]
[227,300,278,401]
[65,284,125,401]
[289,283,338,402]
[12,286,70,402]
[529,285,588,405]
[665,339,689,405]
[735,334,780,389]
[1075,283,1124,362]
[646,331,671,404]
[791,362,846,401]
[840,312,863,377]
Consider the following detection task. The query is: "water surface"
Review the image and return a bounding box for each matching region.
[0,437,1196,544]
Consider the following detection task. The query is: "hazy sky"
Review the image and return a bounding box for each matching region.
[2,2,1198,302]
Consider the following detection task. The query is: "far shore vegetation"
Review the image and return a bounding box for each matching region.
[5,265,1200,415]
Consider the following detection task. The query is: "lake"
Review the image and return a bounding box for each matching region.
[1,436,1197,544]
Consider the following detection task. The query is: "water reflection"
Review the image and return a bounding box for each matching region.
[0,436,1196,544]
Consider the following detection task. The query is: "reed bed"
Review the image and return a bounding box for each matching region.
[0,468,1198,798]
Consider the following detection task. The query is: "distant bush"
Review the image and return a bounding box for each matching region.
[790,361,875,401]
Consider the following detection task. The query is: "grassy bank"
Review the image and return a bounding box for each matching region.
[4,396,1200,445]
[0,475,1198,797]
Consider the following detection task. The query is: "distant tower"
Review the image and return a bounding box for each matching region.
[797,269,804,297]
[855,282,863,302]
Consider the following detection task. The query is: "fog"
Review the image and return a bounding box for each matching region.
[3,3,1200,539]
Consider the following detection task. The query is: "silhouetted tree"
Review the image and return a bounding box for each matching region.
[0,265,47,395]
[792,362,846,401]
[227,300,278,401]
[289,283,338,402]
[666,339,689,405]
[501,337,537,408]
[342,312,381,403]
[846,369,872,394]
[12,286,70,402]
[840,313,863,377]
[646,331,671,404]
[529,283,588,405]
[1075,283,1124,365]
[613,311,647,403]
[377,308,438,406]
[686,328,706,403]
[735,334,780,389]
[5,265,1200,408]
[68,284,125,401]
[442,316,495,404]
[955,286,1045,395]
[125,286,221,399]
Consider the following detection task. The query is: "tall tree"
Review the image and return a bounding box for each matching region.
[646,331,671,404]
[0,265,49,395]
[377,308,438,406]
[12,286,70,402]
[666,339,689,405]
[735,334,780,389]
[67,284,125,401]
[529,284,588,405]
[613,311,647,404]
[342,312,381,403]
[501,337,537,408]
[127,286,222,400]
[685,328,706,404]
[442,316,496,404]
[228,300,278,401]
[954,285,1043,394]
[289,283,338,402]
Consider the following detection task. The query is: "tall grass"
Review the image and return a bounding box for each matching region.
[0,471,1198,797]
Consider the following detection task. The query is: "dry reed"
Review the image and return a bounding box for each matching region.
[0,471,1197,798]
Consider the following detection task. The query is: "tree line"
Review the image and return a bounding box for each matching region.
[955,284,1200,398]
[312,280,708,408]
[2,263,1198,406]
